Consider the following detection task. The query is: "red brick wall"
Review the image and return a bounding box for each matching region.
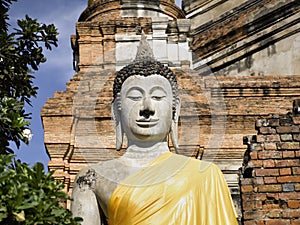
[240,101,300,225]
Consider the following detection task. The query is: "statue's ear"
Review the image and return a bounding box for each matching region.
[170,98,181,153]
[112,95,123,151]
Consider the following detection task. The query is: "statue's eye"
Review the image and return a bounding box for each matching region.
[152,96,165,101]
[151,89,166,101]
[127,89,143,101]
[128,96,142,101]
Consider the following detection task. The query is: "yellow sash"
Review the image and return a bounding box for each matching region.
[108,152,238,225]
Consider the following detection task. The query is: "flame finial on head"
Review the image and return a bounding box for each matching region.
[113,30,178,102]
[135,31,155,61]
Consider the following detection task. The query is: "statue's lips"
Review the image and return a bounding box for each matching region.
[136,119,159,127]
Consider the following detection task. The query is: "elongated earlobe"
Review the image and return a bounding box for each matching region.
[112,97,123,151]
[170,98,181,153]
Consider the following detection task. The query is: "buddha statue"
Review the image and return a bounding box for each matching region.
[71,35,238,225]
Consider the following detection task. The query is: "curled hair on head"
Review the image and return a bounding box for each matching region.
[112,59,178,100]
[112,58,179,116]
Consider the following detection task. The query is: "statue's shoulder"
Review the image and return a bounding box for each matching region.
[74,159,125,188]
[194,160,226,183]
[76,158,120,174]
[185,156,222,174]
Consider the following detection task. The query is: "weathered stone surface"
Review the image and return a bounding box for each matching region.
[188,0,300,76]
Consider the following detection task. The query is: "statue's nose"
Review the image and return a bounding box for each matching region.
[140,98,154,118]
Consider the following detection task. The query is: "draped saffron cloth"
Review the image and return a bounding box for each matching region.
[107,152,238,225]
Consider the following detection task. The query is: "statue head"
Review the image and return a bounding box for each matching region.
[112,35,180,150]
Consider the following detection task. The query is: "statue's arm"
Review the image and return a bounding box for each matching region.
[71,168,101,225]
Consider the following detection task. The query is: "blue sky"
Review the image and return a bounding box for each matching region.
[10,0,182,167]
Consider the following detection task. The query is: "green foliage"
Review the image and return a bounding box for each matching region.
[0,97,29,154]
[0,1,82,224]
[0,0,58,154]
[0,154,82,225]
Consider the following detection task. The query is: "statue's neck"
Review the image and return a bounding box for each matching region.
[121,141,170,167]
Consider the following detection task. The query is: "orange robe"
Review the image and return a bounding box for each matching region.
[108,152,238,225]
